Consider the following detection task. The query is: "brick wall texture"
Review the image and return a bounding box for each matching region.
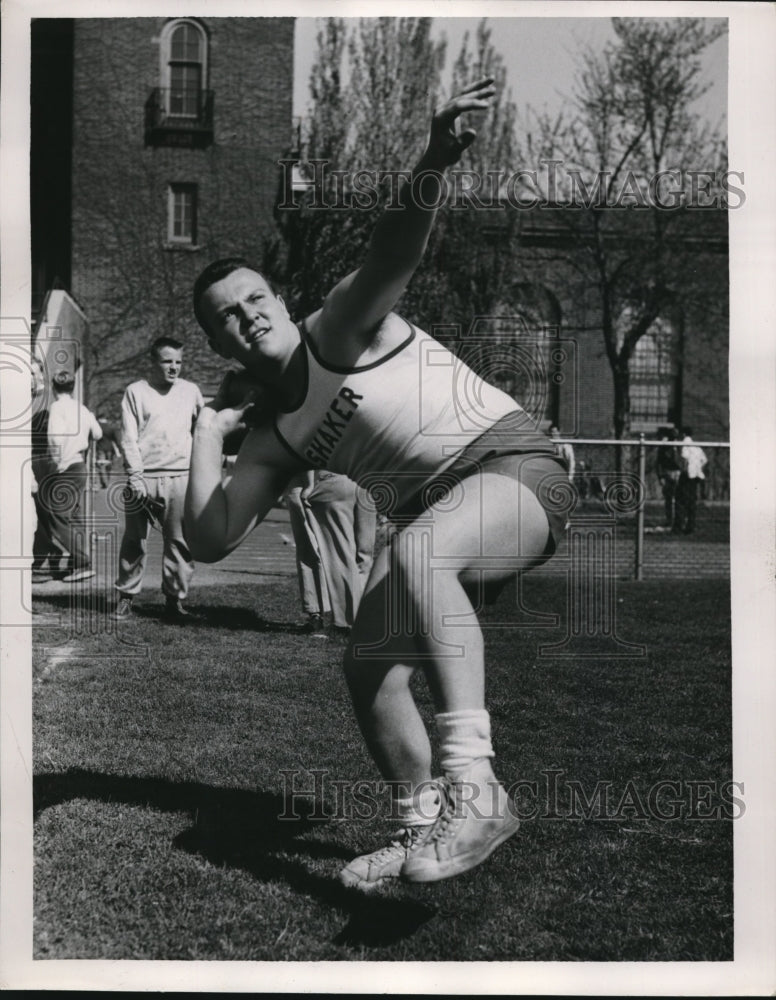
[70,17,294,412]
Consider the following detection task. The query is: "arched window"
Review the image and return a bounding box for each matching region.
[625,314,681,430]
[448,310,561,427]
[160,20,208,119]
[491,321,559,426]
[146,20,213,148]
[495,284,563,426]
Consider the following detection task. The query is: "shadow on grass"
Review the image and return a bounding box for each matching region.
[182,605,312,635]
[32,593,308,635]
[32,592,165,623]
[32,591,115,614]
[34,768,437,947]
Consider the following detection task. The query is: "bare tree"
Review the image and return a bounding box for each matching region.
[517,17,728,441]
[277,17,527,339]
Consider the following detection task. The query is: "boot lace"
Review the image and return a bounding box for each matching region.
[426,776,461,844]
[370,824,428,862]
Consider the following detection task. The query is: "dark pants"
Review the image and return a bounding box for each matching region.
[34,462,92,572]
[675,474,700,534]
[32,491,67,574]
[661,471,680,528]
[96,457,113,488]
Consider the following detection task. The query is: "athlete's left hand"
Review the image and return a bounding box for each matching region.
[425,77,496,168]
[208,371,272,432]
[209,371,266,413]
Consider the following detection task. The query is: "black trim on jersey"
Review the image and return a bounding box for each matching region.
[275,337,309,414]
[273,417,316,468]
[299,315,416,374]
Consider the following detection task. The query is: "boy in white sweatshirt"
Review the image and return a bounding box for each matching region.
[112,337,203,620]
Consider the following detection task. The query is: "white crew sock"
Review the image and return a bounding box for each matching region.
[436,709,495,777]
[393,781,441,828]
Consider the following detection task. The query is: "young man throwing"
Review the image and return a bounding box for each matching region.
[185,80,570,888]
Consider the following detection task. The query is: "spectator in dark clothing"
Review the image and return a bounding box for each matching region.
[655,426,681,530]
[35,370,103,583]
[31,358,66,581]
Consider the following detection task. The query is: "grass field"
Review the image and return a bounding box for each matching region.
[32,576,733,962]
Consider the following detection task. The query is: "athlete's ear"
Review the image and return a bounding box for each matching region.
[276,293,288,315]
[208,336,232,361]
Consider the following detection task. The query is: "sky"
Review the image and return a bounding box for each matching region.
[293,16,728,129]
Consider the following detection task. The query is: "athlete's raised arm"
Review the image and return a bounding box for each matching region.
[317,77,496,344]
[184,388,294,563]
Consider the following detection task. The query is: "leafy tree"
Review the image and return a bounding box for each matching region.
[346,18,446,173]
[306,17,349,165]
[275,16,532,365]
[272,18,447,319]
[411,20,522,332]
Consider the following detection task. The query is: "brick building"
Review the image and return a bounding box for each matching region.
[493,206,729,442]
[31,16,295,413]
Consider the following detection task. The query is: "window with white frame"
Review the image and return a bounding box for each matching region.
[160,19,207,119]
[168,184,197,244]
[625,314,680,429]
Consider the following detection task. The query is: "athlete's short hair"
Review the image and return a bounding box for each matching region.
[150,336,183,358]
[192,257,277,336]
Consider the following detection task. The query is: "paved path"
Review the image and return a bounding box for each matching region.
[33,491,298,597]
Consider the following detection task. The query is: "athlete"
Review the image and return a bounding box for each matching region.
[185,79,570,889]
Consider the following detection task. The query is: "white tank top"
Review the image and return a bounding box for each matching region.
[274,317,536,508]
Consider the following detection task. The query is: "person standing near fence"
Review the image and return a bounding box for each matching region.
[111,336,203,621]
[675,427,708,535]
[185,79,572,889]
[37,370,103,583]
[656,426,682,530]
